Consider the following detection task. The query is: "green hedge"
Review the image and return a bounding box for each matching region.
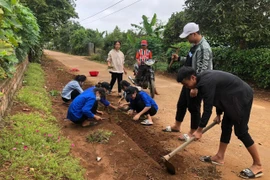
[165,42,270,89]
[213,48,270,88]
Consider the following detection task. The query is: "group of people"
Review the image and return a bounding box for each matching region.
[61,76,158,126]
[61,22,263,179]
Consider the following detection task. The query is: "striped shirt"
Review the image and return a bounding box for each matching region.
[136,49,153,64]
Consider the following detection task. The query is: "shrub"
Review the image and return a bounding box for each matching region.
[213,47,270,88]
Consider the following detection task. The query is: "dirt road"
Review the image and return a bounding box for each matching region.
[44,50,270,180]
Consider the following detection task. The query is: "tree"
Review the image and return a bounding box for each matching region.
[131,13,164,38]
[163,11,189,48]
[184,0,270,48]
[20,0,77,42]
[0,0,40,78]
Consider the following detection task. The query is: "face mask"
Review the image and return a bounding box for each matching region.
[96,96,101,101]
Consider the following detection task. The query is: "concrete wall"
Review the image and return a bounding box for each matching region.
[0,59,29,121]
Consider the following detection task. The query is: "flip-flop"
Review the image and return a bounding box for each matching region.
[199,156,224,166]
[239,168,263,179]
[162,126,180,132]
[178,134,190,142]
[141,119,153,126]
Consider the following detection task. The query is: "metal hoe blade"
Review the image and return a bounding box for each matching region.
[161,157,175,175]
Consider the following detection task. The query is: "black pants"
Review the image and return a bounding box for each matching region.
[175,86,201,129]
[110,72,123,93]
[62,90,80,102]
[220,98,254,148]
[73,101,98,124]
[131,98,157,116]
[136,65,148,81]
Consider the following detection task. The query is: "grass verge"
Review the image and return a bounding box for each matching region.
[0,63,85,179]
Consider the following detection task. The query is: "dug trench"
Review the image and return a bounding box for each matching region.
[41,56,221,180]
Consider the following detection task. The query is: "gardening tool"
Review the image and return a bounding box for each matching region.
[169,47,180,68]
[161,121,217,175]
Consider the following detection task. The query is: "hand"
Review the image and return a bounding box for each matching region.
[214,115,221,124]
[192,129,203,140]
[124,70,127,75]
[127,110,134,116]
[172,53,179,61]
[119,103,124,108]
[118,99,122,104]
[94,115,102,121]
[190,88,198,97]
[137,61,141,66]
[97,110,104,115]
[133,114,141,121]
[108,65,113,69]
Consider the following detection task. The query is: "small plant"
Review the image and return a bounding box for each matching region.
[49,90,59,97]
[86,129,114,144]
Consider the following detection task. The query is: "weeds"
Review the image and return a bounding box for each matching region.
[49,90,59,97]
[86,129,114,144]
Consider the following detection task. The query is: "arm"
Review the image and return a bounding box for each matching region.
[199,85,216,128]
[81,98,96,119]
[137,107,151,116]
[136,51,141,65]
[107,51,112,67]
[196,48,211,74]
[73,82,84,94]
[149,51,153,59]
[137,93,152,115]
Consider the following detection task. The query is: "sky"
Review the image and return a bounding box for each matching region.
[74,0,185,32]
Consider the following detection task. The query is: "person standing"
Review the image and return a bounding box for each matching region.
[177,66,263,179]
[107,41,127,96]
[163,22,213,141]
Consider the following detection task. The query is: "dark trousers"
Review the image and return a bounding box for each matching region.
[136,65,148,81]
[175,86,201,129]
[62,90,80,102]
[220,98,254,148]
[131,98,157,116]
[73,101,98,124]
[110,72,123,93]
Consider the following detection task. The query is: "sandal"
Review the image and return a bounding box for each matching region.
[199,156,224,166]
[239,168,263,179]
[162,126,180,132]
[141,119,153,126]
[178,134,190,142]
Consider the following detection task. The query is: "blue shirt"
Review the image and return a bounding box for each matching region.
[67,86,110,121]
[85,86,110,106]
[130,91,158,110]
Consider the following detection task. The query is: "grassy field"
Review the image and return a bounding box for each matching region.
[0,63,85,180]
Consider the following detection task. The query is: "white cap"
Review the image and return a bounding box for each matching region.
[179,22,199,38]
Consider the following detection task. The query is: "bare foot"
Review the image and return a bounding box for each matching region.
[210,155,225,165]
[82,121,91,127]
[249,164,263,175]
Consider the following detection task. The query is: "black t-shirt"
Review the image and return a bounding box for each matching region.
[184,45,198,67]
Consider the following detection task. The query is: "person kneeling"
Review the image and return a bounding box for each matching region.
[125,86,158,126]
[67,87,105,127]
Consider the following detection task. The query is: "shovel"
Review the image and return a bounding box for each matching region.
[161,121,217,175]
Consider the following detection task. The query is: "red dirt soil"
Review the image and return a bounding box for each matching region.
[41,56,222,180]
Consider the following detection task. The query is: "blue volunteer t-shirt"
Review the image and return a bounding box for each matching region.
[129,91,158,110]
